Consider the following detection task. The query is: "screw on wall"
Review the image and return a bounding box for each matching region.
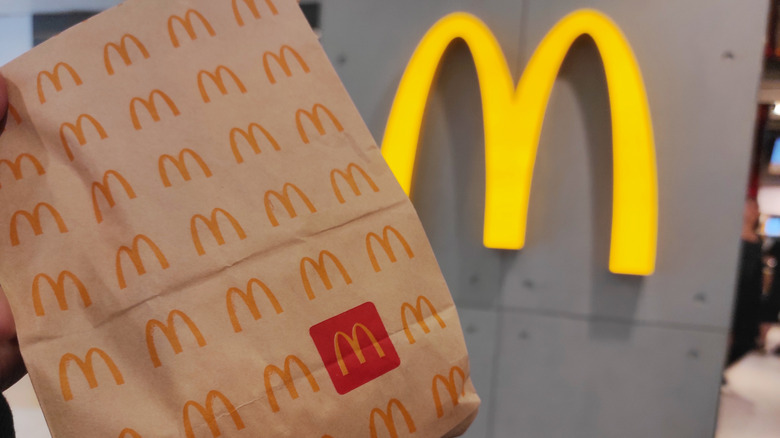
[694,292,707,303]
[687,348,700,359]
[522,279,535,290]
[518,330,530,340]
[722,50,735,59]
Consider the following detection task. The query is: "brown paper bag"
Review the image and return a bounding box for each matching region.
[0,0,479,436]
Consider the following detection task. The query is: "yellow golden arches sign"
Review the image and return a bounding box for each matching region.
[381,9,658,276]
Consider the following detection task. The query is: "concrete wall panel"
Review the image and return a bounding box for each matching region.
[320,0,768,436]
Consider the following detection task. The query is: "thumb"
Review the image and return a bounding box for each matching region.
[0,73,7,119]
[0,287,15,342]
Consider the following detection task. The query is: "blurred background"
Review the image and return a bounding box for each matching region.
[1,0,779,437]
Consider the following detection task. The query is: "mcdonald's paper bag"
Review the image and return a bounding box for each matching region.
[0,0,480,436]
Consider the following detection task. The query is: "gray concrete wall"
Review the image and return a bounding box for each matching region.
[318,0,769,436]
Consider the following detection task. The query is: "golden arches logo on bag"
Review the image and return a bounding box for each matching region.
[115,234,170,290]
[432,366,467,417]
[333,323,386,376]
[158,148,213,187]
[369,398,417,438]
[58,347,124,401]
[37,62,82,104]
[130,89,180,130]
[401,295,446,344]
[145,309,207,368]
[232,0,278,27]
[381,9,658,276]
[190,207,247,255]
[10,202,68,246]
[32,270,91,317]
[104,34,150,75]
[295,103,344,144]
[264,182,317,226]
[91,170,137,224]
[197,65,247,103]
[299,249,352,300]
[168,9,216,48]
[263,44,311,84]
[226,278,283,333]
[230,122,280,163]
[182,389,245,438]
[366,225,414,272]
[118,428,142,438]
[263,355,320,413]
[59,114,108,161]
[330,162,380,204]
[0,153,45,187]
[310,302,401,394]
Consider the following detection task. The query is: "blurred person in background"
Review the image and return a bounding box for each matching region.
[762,241,780,352]
[727,198,763,367]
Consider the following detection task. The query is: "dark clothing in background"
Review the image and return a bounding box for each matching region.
[0,394,14,438]
[764,242,780,323]
[727,239,763,366]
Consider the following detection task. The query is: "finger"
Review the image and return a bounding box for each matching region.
[0,341,26,392]
[0,73,7,119]
[0,288,15,342]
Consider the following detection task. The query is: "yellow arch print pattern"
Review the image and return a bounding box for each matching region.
[0,0,499,435]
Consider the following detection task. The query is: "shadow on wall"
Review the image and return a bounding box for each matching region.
[561,36,645,340]
[411,40,513,311]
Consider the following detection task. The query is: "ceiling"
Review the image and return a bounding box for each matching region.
[0,0,121,14]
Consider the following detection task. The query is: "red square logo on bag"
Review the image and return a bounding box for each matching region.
[309,302,401,394]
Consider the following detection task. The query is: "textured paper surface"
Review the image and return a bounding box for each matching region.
[0,0,479,436]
